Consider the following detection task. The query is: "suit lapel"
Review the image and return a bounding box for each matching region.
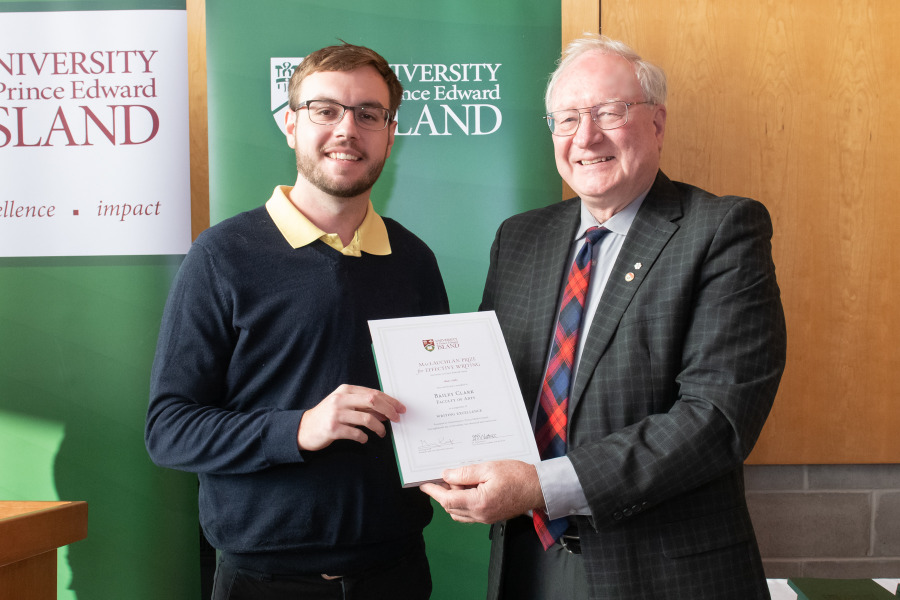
[569,172,683,414]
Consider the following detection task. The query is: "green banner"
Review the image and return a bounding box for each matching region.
[206,4,558,596]
[0,2,198,600]
[208,0,560,312]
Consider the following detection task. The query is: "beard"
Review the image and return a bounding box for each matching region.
[294,143,387,199]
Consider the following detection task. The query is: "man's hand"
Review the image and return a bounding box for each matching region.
[420,460,545,524]
[297,384,405,451]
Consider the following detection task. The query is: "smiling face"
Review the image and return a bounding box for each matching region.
[550,51,666,218]
[285,66,396,202]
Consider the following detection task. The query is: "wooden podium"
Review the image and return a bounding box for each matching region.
[0,501,88,600]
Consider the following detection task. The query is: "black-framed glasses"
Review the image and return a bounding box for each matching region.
[296,100,392,131]
[544,101,652,136]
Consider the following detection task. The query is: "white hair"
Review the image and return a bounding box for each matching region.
[545,33,668,112]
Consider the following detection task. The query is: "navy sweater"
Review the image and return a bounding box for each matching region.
[146,205,449,574]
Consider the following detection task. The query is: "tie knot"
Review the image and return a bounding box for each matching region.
[583,226,608,246]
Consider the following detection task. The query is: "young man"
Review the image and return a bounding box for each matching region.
[146,42,448,600]
[422,35,786,600]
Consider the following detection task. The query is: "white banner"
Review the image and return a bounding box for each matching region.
[0,10,190,257]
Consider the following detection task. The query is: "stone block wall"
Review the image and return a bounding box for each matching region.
[745,464,900,578]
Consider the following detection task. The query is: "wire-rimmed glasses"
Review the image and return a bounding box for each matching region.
[544,101,652,136]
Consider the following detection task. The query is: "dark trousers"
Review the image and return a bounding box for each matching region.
[211,548,431,600]
[499,516,589,600]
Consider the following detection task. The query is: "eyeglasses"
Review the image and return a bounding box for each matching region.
[296,100,393,131]
[544,101,652,136]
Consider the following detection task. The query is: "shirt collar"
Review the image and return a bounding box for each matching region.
[577,190,648,240]
[265,186,391,257]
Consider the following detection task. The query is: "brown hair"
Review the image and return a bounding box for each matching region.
[288,41,403,115]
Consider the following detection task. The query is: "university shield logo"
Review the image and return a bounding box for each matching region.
[423,339,435,352]
[271,57,302,134]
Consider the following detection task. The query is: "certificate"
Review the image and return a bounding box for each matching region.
[368,311,540,487]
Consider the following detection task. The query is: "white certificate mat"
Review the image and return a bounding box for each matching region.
[369,311,540,487]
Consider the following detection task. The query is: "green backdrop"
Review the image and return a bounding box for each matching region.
[206,0,560,312]
[0,1,560,598]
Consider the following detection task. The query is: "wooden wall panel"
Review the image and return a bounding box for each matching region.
[562,0,600,47]
[187,0,209,239]
[596,0,900,463]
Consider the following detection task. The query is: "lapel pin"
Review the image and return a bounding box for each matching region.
[625,272,635,282]
[634,262,642,270]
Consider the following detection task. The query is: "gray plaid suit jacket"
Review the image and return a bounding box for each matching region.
[483,171,786,600]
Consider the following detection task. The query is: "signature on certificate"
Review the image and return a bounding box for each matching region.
[417,437,457,453]
[472,432,506,445]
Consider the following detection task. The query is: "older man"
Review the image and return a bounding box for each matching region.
[147,42,447,600]
[422,35,785,600]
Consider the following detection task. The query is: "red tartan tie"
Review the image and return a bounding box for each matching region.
[533,226,609,550]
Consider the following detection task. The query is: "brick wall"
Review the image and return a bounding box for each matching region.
[745,464,900,578]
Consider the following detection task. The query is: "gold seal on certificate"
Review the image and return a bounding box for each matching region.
[368,311,539,487]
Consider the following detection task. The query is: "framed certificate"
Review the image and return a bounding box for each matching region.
[369,311,540,487]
